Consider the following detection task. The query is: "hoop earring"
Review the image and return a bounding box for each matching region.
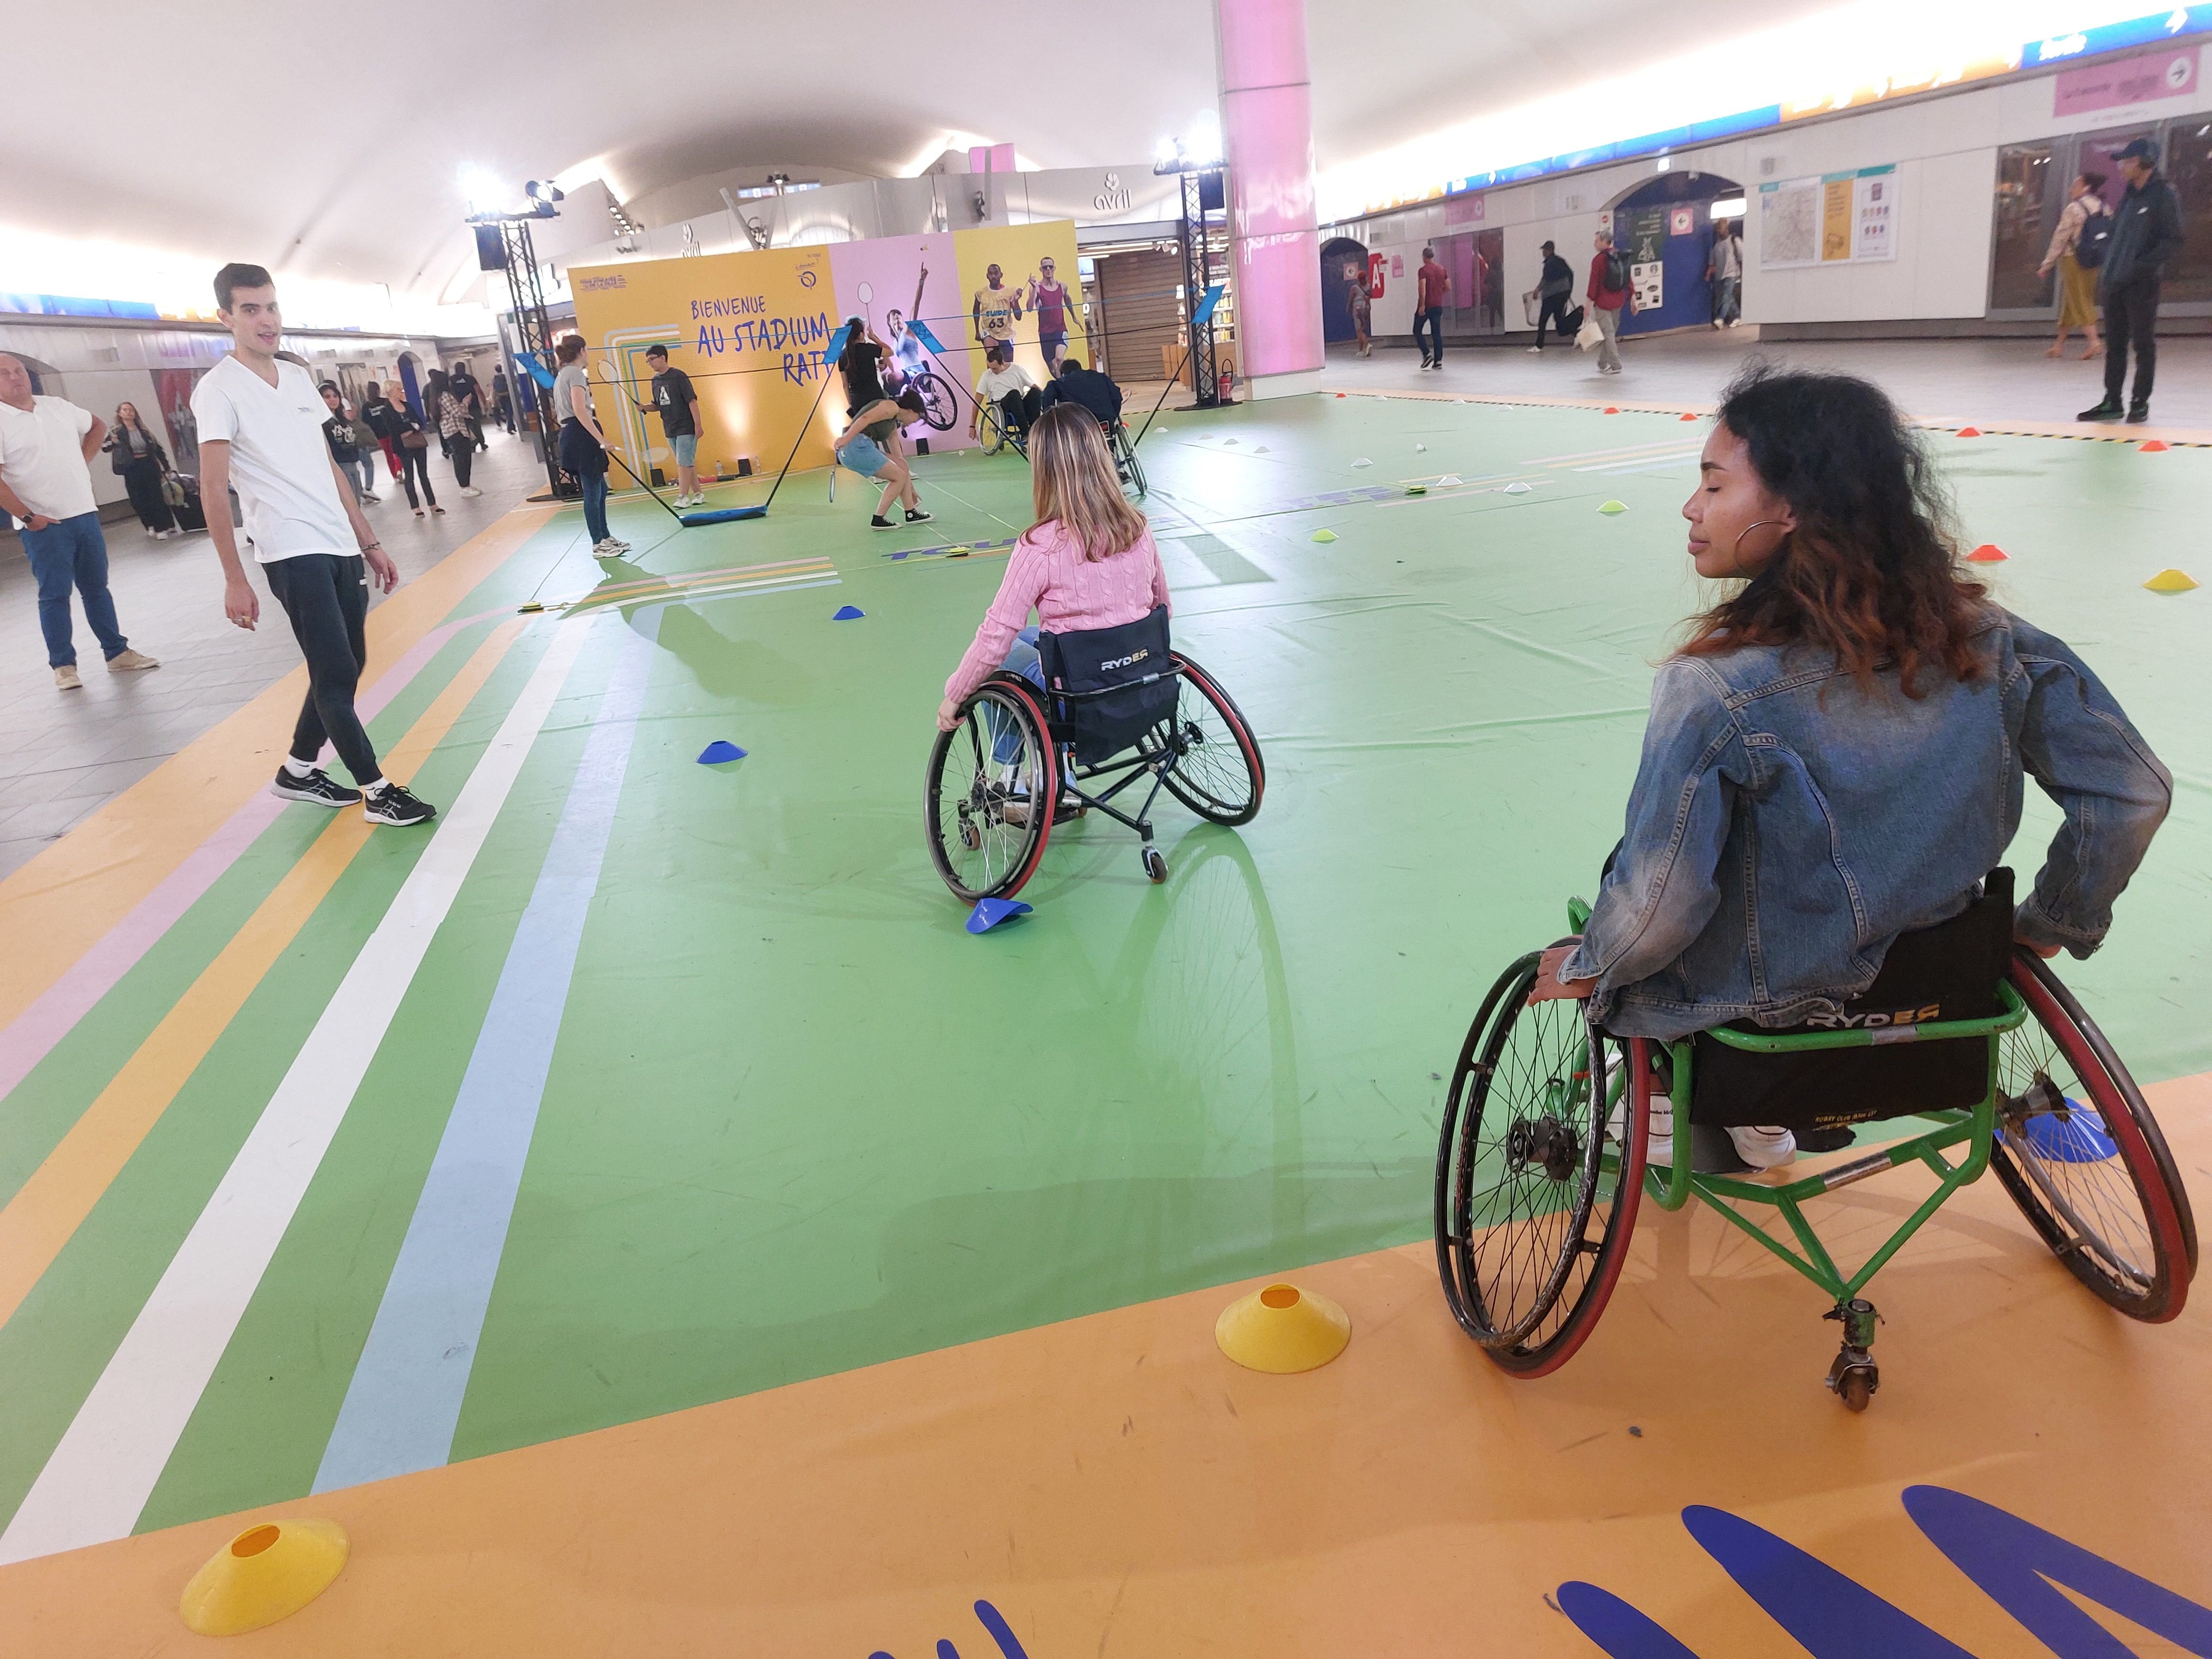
[1725,519,1791,573]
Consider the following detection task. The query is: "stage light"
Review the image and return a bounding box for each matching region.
[459,167,507,212]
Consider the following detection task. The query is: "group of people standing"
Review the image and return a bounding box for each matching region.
[2050,137,2184,426]
[322,364,499,518]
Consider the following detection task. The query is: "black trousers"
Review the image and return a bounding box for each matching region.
[2102,277,2159,407]
[447,436,474,488]
[120,457,175,531]
[397,445,437,508]
[1536,291,1572,345]
[265,553,379,786]
[999,387,1042,436]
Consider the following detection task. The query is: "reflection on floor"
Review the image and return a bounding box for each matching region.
[0,389,2203,1651]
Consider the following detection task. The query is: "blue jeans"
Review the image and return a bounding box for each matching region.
[1414,305,1444,363]
[581,472,610,543]
[558,420,613,543]
[1713,276,1740,325]
[22,512,127,668]
[986,628,1047,763]
[345,453,377,497]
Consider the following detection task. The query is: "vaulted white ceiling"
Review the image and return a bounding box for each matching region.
[5,0,1843,305]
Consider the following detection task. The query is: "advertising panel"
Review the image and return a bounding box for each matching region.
[569,221,1083,477]
[569,243,839,477]
[1759,166,1900,269]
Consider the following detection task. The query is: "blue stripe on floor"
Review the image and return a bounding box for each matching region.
[311,613,658,1493]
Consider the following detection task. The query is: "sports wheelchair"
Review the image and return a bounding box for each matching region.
[975,401,1146,498]
[1434,869,2196,1409]
[925,606,1262,901]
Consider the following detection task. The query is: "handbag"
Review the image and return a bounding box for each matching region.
[1575,310,1605,351]
[400,427,428,450]
[159,473,186,508]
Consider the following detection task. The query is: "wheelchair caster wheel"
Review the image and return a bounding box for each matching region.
[1831,1360,1878,1412]
[1142,845,1168,884]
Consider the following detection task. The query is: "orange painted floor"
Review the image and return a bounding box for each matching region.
[6,1072,2205,1657]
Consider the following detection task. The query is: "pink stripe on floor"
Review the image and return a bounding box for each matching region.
[0,608,507,1106]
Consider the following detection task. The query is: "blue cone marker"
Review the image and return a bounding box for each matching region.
[697,740,746,764]
[965,897,1032,934]
[833,604,865,620]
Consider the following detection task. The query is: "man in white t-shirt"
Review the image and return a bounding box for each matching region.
[193,263,434,827]
[0,352,161,691]
[969,346,1041,444]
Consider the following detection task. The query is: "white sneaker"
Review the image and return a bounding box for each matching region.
[360,492,380,504]
[461,486,482,498]
[1727,1125,1797,1169]
[591,538,623,556]
[1527,345,1543,354]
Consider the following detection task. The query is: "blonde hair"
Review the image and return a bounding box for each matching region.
[1028,404,1145,561]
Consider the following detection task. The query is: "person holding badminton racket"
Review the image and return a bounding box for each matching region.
[553,334,628,556]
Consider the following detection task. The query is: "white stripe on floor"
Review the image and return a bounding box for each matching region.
[0,621,592,1566]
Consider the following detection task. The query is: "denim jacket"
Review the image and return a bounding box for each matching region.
[1562,609,2170,1040]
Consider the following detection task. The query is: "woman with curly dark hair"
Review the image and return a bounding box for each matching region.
[1528,365,2171,1168]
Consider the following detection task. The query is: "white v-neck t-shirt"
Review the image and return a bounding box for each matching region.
[190,355,355,563]
[0,396,98,520]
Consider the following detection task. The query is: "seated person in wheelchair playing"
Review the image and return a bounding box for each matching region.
[936,402,1169,740]
[1525,365,2171,1169]
[1040,355,1124,430]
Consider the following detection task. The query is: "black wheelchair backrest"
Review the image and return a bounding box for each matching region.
[1038,606,1179,764]
[1692,869,2016,1130]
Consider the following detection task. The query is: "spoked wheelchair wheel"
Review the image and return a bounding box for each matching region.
[1992,950,2195,1320]
[925,677,1060,902]
[977,403,1017,457]
[1434,952,1645,1375]
[1112,424,1148,498]
[1149,653,1264,827]
[908,370,955,432]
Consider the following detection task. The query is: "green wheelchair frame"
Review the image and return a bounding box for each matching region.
[1437,894,2193,1411]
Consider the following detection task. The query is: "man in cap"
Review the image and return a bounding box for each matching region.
[2078,136,2183,425]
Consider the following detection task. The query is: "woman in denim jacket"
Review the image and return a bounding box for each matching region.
[1531,367,2170,1166]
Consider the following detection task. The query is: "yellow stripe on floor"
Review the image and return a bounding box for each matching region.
[0,619,529,1332]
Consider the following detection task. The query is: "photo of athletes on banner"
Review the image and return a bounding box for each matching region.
[567,219,1084,486]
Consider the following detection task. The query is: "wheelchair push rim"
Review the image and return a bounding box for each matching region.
[1434,952,1645,1374]
[925,678,1059,902]
[1991,951,2194,1321]
[1148,653,1264,827]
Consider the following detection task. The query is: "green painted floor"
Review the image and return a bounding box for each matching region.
[1,392,2205,1538]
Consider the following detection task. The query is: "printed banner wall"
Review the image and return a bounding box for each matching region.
[826,232,975,456]
[947,220,1086,421]
[1758,166,1900,269]
[569,243,838,478]
[569,220,1084,479]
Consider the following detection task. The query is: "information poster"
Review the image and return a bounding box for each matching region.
[1626,204,1666,313]
[1760,166,1900,269]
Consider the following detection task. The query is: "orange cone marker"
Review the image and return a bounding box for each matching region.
[2140,439,2170,452]
[1679,412,1698,421]
[1957,426,1982,438]
[1603,406,1621,415]
[1968,544,2008,563]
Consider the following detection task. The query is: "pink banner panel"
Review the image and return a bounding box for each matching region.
[2053,47,2197,117]
[1217,0,1324,382]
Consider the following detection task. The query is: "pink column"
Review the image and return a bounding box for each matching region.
[1215,0,1324,396]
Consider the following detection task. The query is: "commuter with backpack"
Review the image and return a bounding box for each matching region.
[1587,229,1635,375]
[2037,171,2110,362]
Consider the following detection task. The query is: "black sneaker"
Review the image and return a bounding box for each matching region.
[363,781,437,827]
[871,514,896,531]
[2077,400,2124,421]
[2126,404,2151,424]
[904,507,933,524]
[270,766,363,807]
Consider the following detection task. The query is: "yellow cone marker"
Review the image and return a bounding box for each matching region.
[180,1519,349,1636]
[1311,529,1338,543]
[1598,499,1628,515]
[2145,568,2199,593]
[1215,1282,1351,1374]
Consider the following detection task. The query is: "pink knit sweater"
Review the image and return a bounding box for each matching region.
[944,520,1172,703]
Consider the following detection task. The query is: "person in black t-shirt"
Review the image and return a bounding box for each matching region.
[838,319,890,415]
[643,343,704,505]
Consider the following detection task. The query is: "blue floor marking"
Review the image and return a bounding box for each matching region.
[312,614,658,1492]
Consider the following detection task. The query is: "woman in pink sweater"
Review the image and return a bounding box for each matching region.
[936,404,1171,731]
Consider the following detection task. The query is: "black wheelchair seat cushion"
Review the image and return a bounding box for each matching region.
[1690,869,2015,1131]
[1039,607,1179,765]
